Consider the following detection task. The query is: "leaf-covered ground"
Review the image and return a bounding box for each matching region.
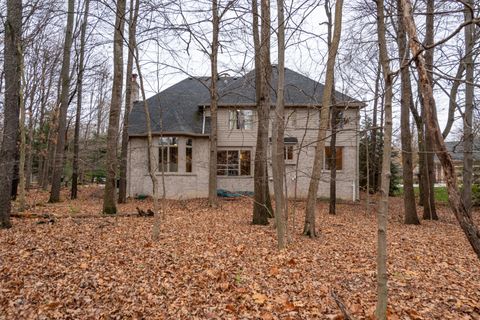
[0,185,479,319]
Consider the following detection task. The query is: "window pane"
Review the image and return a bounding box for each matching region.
[186,138,193,146]
[227,150,239,176]
[229,110,237,130]
[186,147,192,173]
[217,151,227,175]
[336,147,343,170]
[159,147,168,171]
[325,146,343,170]
[169,146,178,172]
[242,110,253,129]
[240,150,251,175]
[284,145,294,160]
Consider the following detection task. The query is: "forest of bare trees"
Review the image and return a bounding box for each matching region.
[0,0,479,318]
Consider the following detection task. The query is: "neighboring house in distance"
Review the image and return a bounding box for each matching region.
[434,140,480,183]
[127,66,365,200]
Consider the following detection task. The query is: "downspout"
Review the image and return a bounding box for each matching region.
[202,105,206,134]
[355,109,360,201]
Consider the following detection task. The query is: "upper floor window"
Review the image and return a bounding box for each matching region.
[324,146,343,170]
[159,137,178,172]
[229,109,253,130]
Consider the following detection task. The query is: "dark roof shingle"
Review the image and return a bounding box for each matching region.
[128,67,364,136]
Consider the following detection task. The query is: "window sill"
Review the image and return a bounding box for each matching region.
[153,172,197,177]
[217,175,252,179]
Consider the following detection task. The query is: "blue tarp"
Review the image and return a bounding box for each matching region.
[217,189,254,198]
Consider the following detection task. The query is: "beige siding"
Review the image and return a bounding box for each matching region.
[127,106,361,201]
[128,137,209,199]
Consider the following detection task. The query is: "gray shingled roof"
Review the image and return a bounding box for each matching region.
[442,140,480,161]
[210,66,362,106]
[128,67,363,136]
[129,77,219,136]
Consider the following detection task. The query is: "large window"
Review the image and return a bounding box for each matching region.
[186,139,193,173]
[159,137,178,172]
[229,109,254,130]
[324,146,343,170]
[284,145,294,161]
[217,150,251,176]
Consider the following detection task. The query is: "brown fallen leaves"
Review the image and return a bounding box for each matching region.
[0,185,479,319]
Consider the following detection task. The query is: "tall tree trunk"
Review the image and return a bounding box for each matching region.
[375,0,393,317]
[71,0,90,199]
[103,0,126,214]
[329,106,337,215]
[0,0,22,228]
[208,0,220,208]
[119,0,139,204]
[49,0,75,203]
[272,0,286,249]
[18,64,26,211]
[462,0,474,212]
[422,0,437,220]
[401,0,480,259]
[397,0,420,225]
[252,0,272,225]
[326,0,337,215]
[371,61,381,192]
[25,60,38,190]
[303,0,343,237]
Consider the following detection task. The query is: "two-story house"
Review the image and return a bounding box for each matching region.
[127,66,364,200]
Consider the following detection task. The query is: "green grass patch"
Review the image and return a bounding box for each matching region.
[396,186,449,203]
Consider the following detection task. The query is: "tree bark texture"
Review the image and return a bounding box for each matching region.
[71,0,90,199]
[49,0,75,203]
[462,0,474,212]
[272,0,286,249]
[422,0,437,220]
[303,0,343,237]
[119,0,139,204]
[103,0,126,214]
[0,0,22,228]
[396,0,419,225]
[401,0,480,260]
[375,0,393,317]
[252,0,272,225]
[208,0,220,208]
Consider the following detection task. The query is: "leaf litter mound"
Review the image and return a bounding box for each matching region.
[0,185,479,319]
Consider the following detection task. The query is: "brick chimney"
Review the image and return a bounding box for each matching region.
[131,74,139,102]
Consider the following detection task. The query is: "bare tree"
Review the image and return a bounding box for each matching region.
[49,0,75,203]
[119,0,140,204]
[375,0,394,316]
[303,0,343,237]
[103,0,126,214]
[396,0,419,225]
[208,0,220,208]
[400,0,480,259]
[271,0,286,249]
[421,0,437,220]
[252,0,273,225]
[0,0,22,228]
[462,0,475,212]
[71,0,90,199]
[326,0,337,215]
